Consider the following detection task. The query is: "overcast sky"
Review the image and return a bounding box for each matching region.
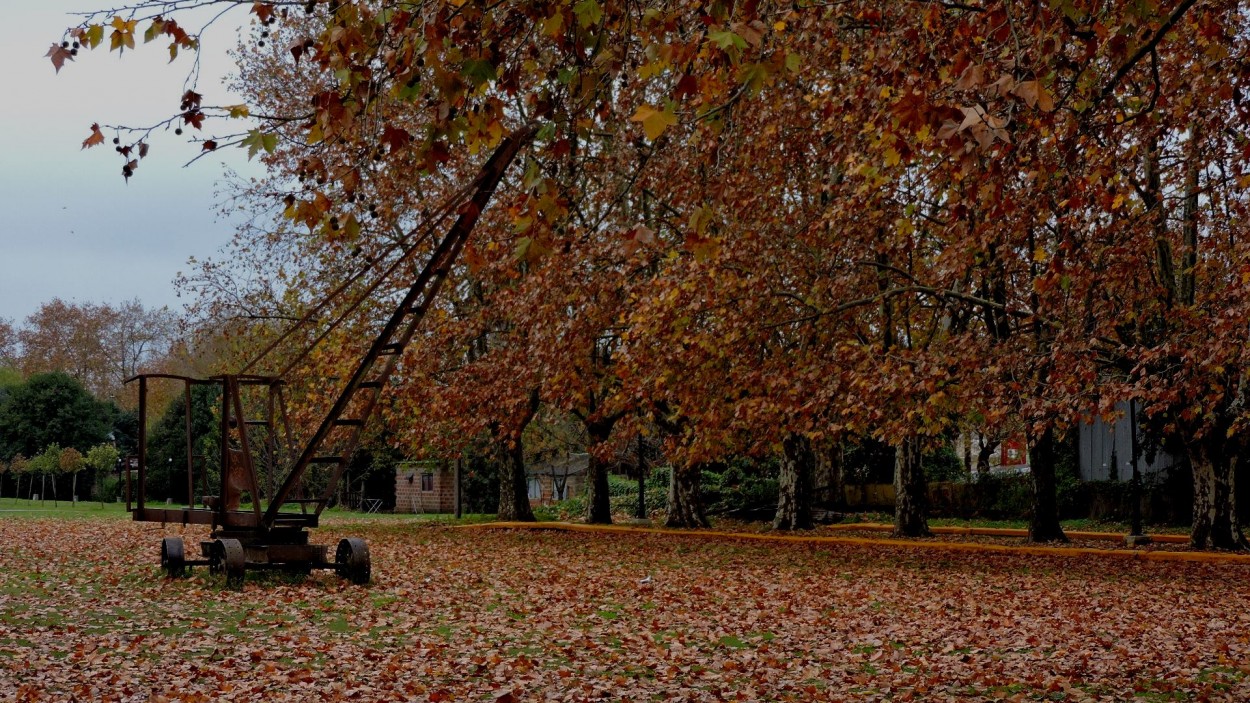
[0,2,264,324]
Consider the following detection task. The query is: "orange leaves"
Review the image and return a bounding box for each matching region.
[69,24,104,51]
[1012,80,1055,112]
[109,16,138,53]
[81,123,105,150]
[58,14,193,73]
[630,105,678,141]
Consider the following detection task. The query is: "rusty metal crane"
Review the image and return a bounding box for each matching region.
[126,128,535,588]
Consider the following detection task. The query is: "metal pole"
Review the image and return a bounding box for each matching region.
[185,382,194,507]
[266,384,277,504]
[136,376,147,519]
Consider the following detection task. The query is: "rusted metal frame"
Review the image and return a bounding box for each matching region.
[312,251,458,513]
[275,385,295,455]
[217,378,230,528]
[135,376,147,520]
[309,128,536,516]
[273,385,306,514]
[266,238,454,522]
[185,381,194,508]
[263,126,536,528]
[227,376,265,522]
[236,242,412,376]
[125,372,217,385]
[142,507,317,528]
[266,383,277,502]
[269,181,480,381]
[209,374,282,385]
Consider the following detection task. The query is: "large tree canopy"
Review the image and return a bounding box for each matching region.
[0,372,114,458]
[56,0,1250,547]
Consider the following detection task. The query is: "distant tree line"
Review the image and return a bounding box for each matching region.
[0,298,179,406]
[0,371,131,502]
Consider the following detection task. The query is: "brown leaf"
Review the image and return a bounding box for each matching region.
[81,123,105,149]
[954,64,984,91]
[46,43,74,73]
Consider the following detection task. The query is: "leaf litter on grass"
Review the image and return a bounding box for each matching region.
[1,516,1249,701]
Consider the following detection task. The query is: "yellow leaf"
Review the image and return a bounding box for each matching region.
[1032,247,1049,263]
[226,104,250,119]
[85,24,104,49]
[543,13,564,37]
[773,21,787,31]
[630,105,677,141]
[884,147,901,167]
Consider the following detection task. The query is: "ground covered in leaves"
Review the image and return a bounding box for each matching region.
[2,516,1249,702]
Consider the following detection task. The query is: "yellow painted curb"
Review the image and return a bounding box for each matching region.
[462,521,1250,565]
[825,522,1192,544]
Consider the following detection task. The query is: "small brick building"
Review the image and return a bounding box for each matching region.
[394,453,590,513]
[394,460,455,513]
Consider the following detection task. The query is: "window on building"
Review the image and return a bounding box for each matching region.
[420,473,434,492]
[527,477,542,500]
[553,476,568,501]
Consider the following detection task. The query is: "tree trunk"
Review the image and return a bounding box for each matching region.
[975,437,998,478]
[893,437,930,537]
[72,472,79,504]
[813,443,844,511]
[584,419,615,525]
[496,438,536,522]
[495,390,539,523]
[774,433,814,530]
[1190,438,1247,550]
[665,462,709,528]
[1028,427,1068,543]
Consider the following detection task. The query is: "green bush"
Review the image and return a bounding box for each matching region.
[647,466,671,490]
[703,459,779,518]
[976,474,1033,518]
[924,445,966,482]
[606,474,638,497]
[98,475,124,502]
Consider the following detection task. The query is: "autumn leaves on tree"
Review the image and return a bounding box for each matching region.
[58,0,1250,548]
